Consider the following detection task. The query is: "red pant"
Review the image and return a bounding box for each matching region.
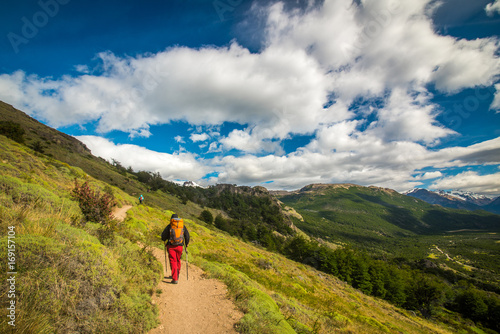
[167,245,183,281]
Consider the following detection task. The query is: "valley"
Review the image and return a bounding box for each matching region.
[1,102,499,333]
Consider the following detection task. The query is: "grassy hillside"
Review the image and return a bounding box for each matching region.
[277,184,498,256]
[278,184,500,239]
[0,134,451,333]
[0,100,155,200]
[277,183,500,331]
[1,103,495,333]
[0,135,161,333]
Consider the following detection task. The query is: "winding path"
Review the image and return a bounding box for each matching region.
[148,247,243,334]
[112,205,243,333]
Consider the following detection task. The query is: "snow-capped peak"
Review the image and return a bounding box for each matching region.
[183,180,204,188]
[436,189,493,201]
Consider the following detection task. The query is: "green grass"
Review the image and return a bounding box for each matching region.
[278,185,500,292]
[0,135,161,333]
[184,222,456,334]
[0,128,487,333]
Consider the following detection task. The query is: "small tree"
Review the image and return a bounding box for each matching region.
[199,209,213,224]
[0,121,25,144]
[405,275,446,318]
[71,180,115,225]
[30,140,46,154]
[214,214,228,231]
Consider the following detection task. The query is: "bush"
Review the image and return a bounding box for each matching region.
[0,121,25,144]
[30,140,46,154]
[71,180,115,225]
[199,209,213,224]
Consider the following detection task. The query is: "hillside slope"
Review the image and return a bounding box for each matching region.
[277,183,500,312]
[278,183,500,241]
[0,105,476,333]
[0,100,150,199]
[485,196,500,214]
[0,135,162,333]
[405,188,496,213]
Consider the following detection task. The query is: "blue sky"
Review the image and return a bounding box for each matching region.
[1,0,500,195]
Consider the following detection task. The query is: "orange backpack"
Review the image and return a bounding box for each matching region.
[169,218,185,246]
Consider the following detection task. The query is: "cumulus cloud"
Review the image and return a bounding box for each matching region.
[73,129,500,195]
[213,131,500,193]
[190,133,209,142]
[76,136,208,181]
[1,1,498,147]
[366,88,454,145]
[430,171,500,196]
[415,171,443,180]
[1,0,499,194]
[264,0,500,99]
[485,0,500,16]
[491,83,500,111]
[74,65,90,74]
[0,42,333,147]
[427,137,500,168]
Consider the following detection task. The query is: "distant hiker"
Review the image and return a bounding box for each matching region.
[139,194,144,204]
[161,214,190,284]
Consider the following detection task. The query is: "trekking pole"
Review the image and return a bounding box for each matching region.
[164,243,168,277]
[185,247,189,281]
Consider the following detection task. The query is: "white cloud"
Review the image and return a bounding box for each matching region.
[417,171,443,180]
[491,83,500,111]
[0,42,334,148]
[1,0,499,194]
[0,71,25,107]
[76,135,208,180]
[213,132,500,193]
[366,88,454,145]
[220,128,284,154]
[74,65,90,74]
[1,0,498,150]
[73,130,500,195]
[427,137,500,168]
[208,142,220,152]
[430,171,500,196]
[486,0,500,16]
[264,0,500,100]
[190,133,209,142]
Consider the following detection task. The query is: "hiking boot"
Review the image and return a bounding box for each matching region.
[171,280,178,284]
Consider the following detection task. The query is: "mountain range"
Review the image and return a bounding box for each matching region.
[405,188,500,214]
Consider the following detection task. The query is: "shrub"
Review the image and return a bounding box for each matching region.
[0,120,25,144]
[30,140,46,154]
[71,180,115,225]
[199,209,214,224]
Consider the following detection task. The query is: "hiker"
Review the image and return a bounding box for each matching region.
[139,194,144,204]
[161,214,190,284]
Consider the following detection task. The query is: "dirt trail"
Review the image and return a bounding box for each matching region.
[111,205,243,333]
[112,205,133,221]
[149,247,243,334]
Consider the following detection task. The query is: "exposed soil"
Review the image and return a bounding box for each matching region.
[148,247,243,334]
[112,205,133,221]
[111,205,243,333]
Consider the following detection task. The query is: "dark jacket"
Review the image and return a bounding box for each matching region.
[161,224,190,247]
